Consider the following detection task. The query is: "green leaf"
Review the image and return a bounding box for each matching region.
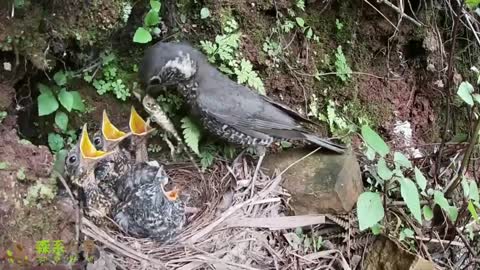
[365,145,376,160]
[434,190,457,221]
[200,7,210,19]
[370,223,382,235]
[53,149,68,175]
[472,93,480,104]
[70,91,85,112]
[377,157,393,181]
[361,125,389,157]
[357,192,384,231]
[55,111,68,131]
[306,27,313,39]
[470,180,479,202]
[38,83,50,94]
[53,71,67,86]
[400,178,422,223]
[0,162,9,169]
[37,88,59,116]
[414,167,427,192]
[144,10,160,26]
[16,167,26,181]
[468,200,479,221]
[181,116,201,155]
[133,27,152,43]
[423,205,433,221]
[457,81,474,106]
[448,207,458,222]
[466,0,480,9]
[58,89,74,112]
[295,17,305,27]
[399,228,414,241]
[48,133,64,152]
[394,152,412,168]
[150,0,161,12]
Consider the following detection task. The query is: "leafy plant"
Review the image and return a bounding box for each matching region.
[357,125,431,233]
[133,0,162,44]
[181,116,201,156]
[334,46,352,82]
[85,52,131,101]
[200,17,265,94]
[200,7,210,19]
[37,70,85,151]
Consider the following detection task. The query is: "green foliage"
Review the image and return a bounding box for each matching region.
[0,162,9,169]
[86,52,131,101]
[335,19,344,30]
[37,71,85,149]
[361,125,389,157]
[200,17,265,94]
[357,125,435,232]
[25,180,57,206]
[133,0,162,44]
[433,190,458,222]
[400,178,422,223]
[234,59,265,95]
[200,7,210,19]
[466,0,480,9]
[16,167,26,181]
[48,133,64,152]
[334,46,352,82]
[0,111,6,123]
[357,192,384,231]
[181,116,201,156]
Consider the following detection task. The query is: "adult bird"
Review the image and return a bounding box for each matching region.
[64,123,116,225]
[138,41,346,185]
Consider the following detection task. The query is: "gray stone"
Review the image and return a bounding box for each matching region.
[262,148,363,215]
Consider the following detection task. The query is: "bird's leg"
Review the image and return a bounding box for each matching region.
[250,145,266,198]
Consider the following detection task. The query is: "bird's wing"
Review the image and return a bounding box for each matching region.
[196,68,307,135]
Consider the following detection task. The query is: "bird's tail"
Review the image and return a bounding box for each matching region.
[302,133,347,154]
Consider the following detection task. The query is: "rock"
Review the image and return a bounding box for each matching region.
[262,148,363,215]
[364,235,437,270]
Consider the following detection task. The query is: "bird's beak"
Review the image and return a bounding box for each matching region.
[165,187,180,201]
[102,110,130,142]
[80,123,112,159]
[129,106,155,136]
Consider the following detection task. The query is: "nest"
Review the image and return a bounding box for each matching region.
[77,150,352,270]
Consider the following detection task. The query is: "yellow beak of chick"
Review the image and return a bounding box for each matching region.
[80,123,112,159]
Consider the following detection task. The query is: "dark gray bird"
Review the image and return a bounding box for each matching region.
[112,161,186,241]
[139,41,346,185]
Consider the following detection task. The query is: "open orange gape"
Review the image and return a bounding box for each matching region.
[80,123,113,159]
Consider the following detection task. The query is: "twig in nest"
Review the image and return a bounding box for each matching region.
[188,147,322,243]
[53,171,83,252]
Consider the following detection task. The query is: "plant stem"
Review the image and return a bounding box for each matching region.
[444,116,480,196]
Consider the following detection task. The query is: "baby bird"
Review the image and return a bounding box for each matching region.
[112,161,186,242]
[64,124,116,224]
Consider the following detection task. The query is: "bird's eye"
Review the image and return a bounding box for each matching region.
[93,137,102,148]
[68,155,77,164]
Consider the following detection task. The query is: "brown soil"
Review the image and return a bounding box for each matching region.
[0,116,76,265]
